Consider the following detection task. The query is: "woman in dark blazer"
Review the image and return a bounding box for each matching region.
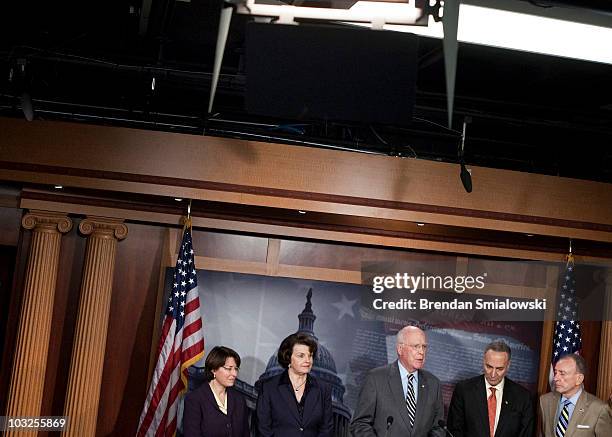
[183,346,250,437]
[256,333,333,437]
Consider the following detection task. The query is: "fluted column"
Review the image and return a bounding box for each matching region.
[596,271,612,401]
[62,217,127,437]
[5,211,72,436]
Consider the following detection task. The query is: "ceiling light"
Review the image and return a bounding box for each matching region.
[378,4,612,64]
[54,185,63,189]
[236,0,429,26]
[298,210,307,214]
[417,223,425,226]
[174,198,183,202]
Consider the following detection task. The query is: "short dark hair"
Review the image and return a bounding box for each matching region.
[204,346,241,381]
[559,353,587,375]
[277,333,318,369]
[484,340,512,361]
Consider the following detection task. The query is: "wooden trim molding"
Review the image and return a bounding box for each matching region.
[3,160,611,233]
[18,190,612,263]
[2,118,611,242]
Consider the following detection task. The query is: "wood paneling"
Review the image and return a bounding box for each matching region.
[0,244,17,404]
[191,231,268,262]
[19,191,612,263]
[279,239,461,272]
[0,207,22,246]
[580,320,602,395]
[468,259,549,287]
[0,230,29,417]
[95,223,165,436]
[2,118,612,242]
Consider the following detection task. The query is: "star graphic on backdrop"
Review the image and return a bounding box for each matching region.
[331,294,358,320]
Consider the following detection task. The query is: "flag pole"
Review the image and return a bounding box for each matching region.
[184,199,192,230]
[137,197,204,437]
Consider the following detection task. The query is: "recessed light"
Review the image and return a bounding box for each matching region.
[54,185,63,189]
[416,223,425,227]
[298,210,307,214]
[526,234,534,237]
[174,198,183,202]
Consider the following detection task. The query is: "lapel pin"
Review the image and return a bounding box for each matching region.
[579,408,584,413]
[505,401,508,405]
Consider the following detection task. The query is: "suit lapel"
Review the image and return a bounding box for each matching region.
[302,378,320,427]
[496,381,512,437]
[203,383,222,414]
[414,370,429,436]
[388,362,412,432]
[547,392,561,437]
[474,377,489,437]
[226,388,234,418]
[565,391,588,437]
[279,382,301,424]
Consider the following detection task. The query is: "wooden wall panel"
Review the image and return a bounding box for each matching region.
[95,222,166,437]
[0,229,29,416]
[0,207,22,246]
[1,118,611,242]
[0,245,17,404]
[468,258,550,288]
[192,231,268,262]
[278,239,456,273]
[580,321,602,394]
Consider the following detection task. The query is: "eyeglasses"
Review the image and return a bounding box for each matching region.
[222,366,240,373]
[401,343,428,352]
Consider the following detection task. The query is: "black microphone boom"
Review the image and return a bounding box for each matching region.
[383,416,394,437]
[438,419,457,437]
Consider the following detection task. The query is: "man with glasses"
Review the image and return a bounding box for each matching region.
[447,340,534,437]
[350,325,444,437]
[540,354,612,437]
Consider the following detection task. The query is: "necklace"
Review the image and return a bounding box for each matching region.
[292,379,307,392]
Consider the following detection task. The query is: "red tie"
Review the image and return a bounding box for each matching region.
[488,387,497,437]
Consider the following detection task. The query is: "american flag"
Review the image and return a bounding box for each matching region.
[550,254,582,384]
[137,222,205,436]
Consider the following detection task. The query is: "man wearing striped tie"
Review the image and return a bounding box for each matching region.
[350,325,444,437]
[540,354,612,437]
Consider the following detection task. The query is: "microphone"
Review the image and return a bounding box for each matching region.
[383,416,394,437]
[438,420,457,437]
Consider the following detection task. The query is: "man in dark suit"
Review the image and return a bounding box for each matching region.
[447,340,534,437]
[350,325,444,437]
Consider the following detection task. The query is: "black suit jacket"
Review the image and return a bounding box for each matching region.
[447,376,534,437]
[183,382,250,437]
[256,372,333,437]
